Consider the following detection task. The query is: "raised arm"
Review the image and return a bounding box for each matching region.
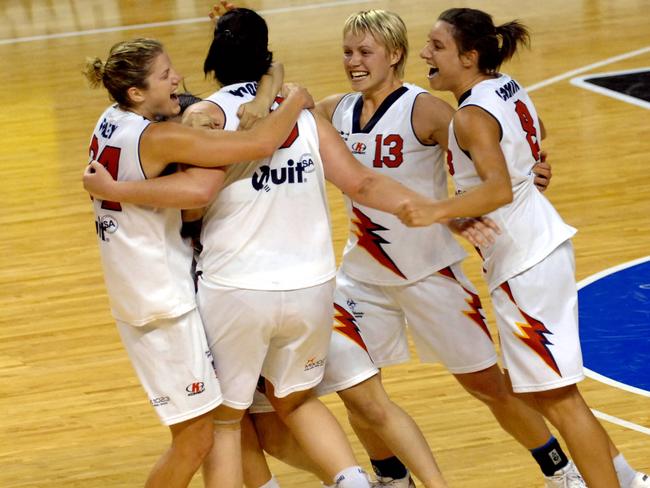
[237,62,285,130]
[141,84,313,173]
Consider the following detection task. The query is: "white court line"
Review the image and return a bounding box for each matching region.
[0,0,375,46]
[570,67,650,110]
[578,255,650,289]
[593,409,650,436]
[577,257,650,435]
[585,369,650,399]
[526,45,650,93]
[577,255,650,399]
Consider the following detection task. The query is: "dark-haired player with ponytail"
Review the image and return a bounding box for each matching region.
[400,7,649,488]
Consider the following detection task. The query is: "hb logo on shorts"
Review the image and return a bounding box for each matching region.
[304,357,325,371]
[185,382,205,396]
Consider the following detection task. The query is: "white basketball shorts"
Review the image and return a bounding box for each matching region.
[324,264,497,378]
[197,278,335,409]
[116,307,223,426]
[491,240,585,392]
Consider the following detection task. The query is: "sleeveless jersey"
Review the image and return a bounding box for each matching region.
[332,83,466,285]
[447,74,576,291]
[89,105,195,325]
[197,82,336,290]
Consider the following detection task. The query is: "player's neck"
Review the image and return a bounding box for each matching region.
[361,78,403,113]
[453,72,494,101]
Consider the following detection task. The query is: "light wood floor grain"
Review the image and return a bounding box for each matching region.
[1,1,648,486]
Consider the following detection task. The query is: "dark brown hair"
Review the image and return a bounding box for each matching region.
[438,8,530,73]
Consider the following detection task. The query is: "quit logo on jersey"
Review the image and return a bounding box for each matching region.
[251,153,315,192]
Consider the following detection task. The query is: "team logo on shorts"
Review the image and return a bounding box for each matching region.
[185,382,205,396]
[150,396,170,407]
[346,299,364,319]
[304,357,326,371]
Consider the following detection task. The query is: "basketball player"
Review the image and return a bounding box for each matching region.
[82,37,310,488]
[244,9,589,488]
[82,9,445,488]
[398,7,649,488]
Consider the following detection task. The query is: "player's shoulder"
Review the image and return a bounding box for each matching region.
[315,93,348,120]
[411,89,454,143]
[412,89,454,115]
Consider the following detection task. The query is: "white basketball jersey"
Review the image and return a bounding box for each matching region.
[447,74,576,291]
[332,83,466,285]
[89,105,195,325]
[198,82,336,290]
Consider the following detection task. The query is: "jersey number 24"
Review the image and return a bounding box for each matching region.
[89,134,122,211]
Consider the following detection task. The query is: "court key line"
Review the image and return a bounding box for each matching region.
[0,0,376,45]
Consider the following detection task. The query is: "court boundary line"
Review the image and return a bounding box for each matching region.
[526,46,650,93]
[0,0,376,46]
[593,410,650,436]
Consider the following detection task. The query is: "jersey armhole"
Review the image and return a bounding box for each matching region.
[460,103,503,142]
[137,121,153,180]
[411,92,439,147]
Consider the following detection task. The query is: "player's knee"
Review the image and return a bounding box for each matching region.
[529,384,584,423]
[270,389,312,419]
[253,414,292,461]
[344,395,390,428]
[455,368,511,406]
[170,417,215,465]
[465,381,511,405]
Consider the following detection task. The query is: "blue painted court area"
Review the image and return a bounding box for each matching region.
[578,257,650,392]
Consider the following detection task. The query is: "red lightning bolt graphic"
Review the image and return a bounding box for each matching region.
[333,303,369,352]
[439,267,492,340]
[351,206,406,279]
[500,283,561,376]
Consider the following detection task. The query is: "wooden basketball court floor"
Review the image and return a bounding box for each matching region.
[0,0,648,486]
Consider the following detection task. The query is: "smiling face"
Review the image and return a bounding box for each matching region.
[420,20,468,96]
[342,30,401,94]
[130,51,182,120]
